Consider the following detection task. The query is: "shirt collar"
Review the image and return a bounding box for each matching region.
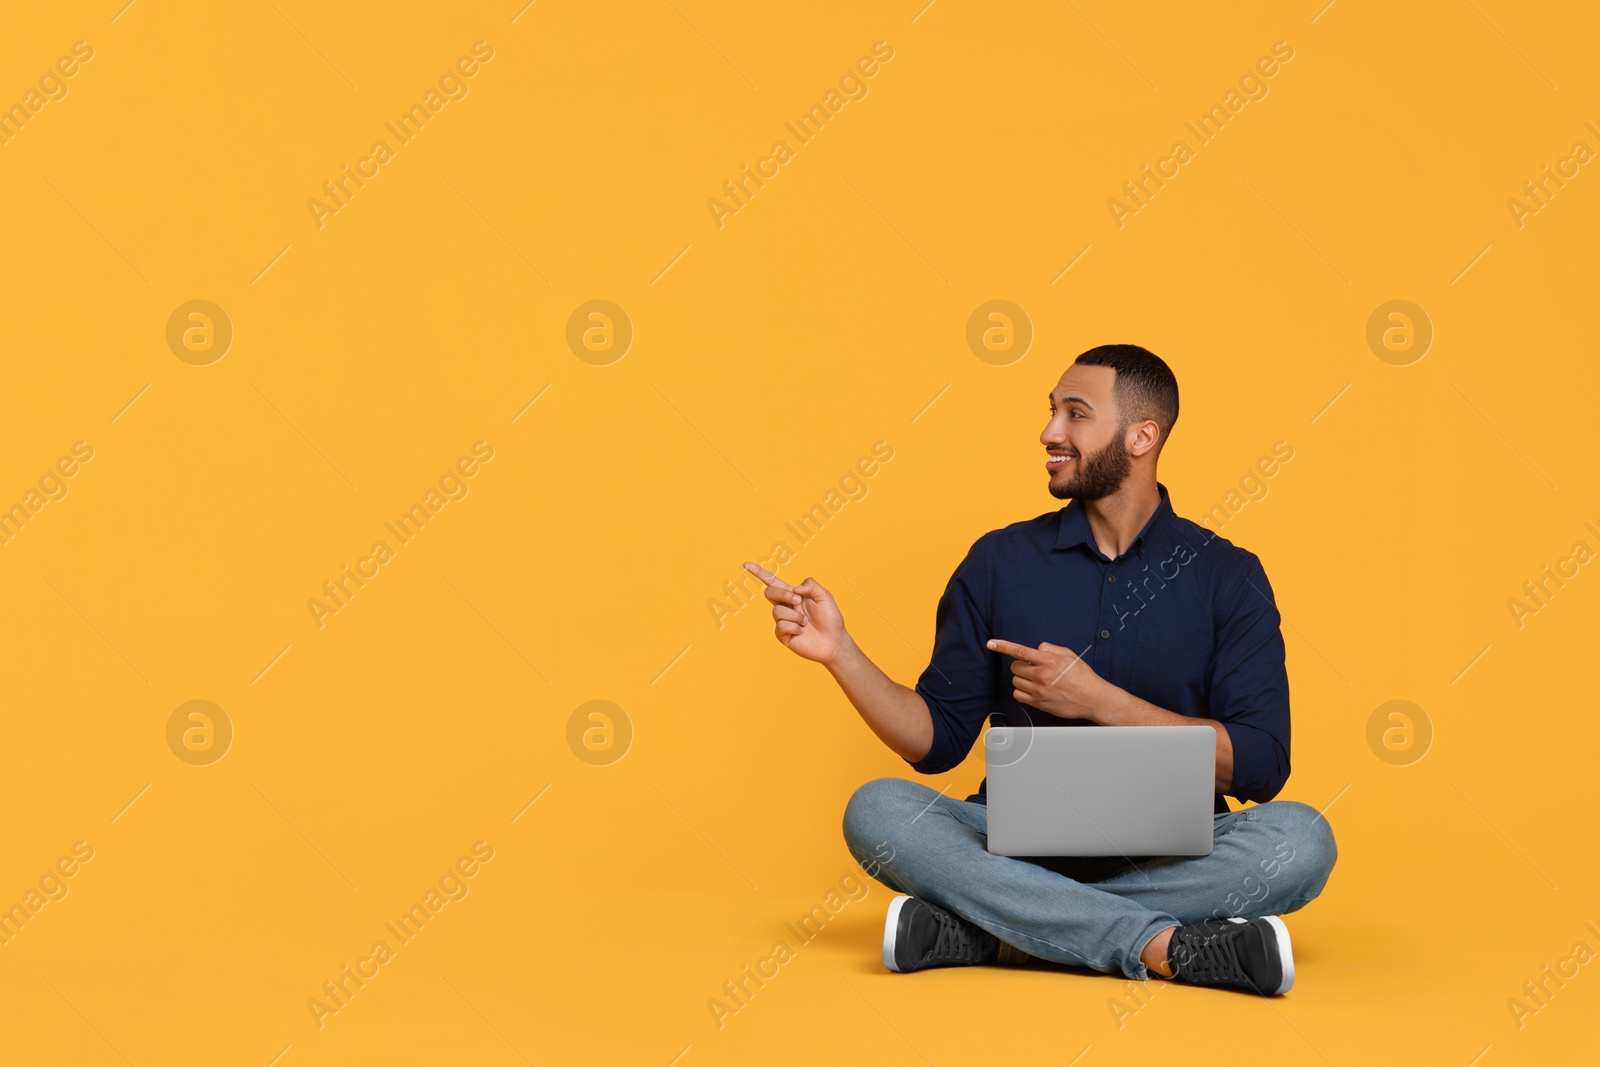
[1053,481,1176,560]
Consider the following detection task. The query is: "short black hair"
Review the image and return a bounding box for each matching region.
[1072,344,1179,450]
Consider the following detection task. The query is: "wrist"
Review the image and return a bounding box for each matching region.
[1089,684,1130,726]
[822,630,859,672]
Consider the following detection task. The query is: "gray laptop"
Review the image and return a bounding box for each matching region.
[984,725,1216,857]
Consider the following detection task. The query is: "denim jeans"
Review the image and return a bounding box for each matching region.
[842,777,1338,980]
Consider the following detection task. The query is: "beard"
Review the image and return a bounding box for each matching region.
[1048,427,1131,501]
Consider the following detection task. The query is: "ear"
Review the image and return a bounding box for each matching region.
[1127,418,1162,458]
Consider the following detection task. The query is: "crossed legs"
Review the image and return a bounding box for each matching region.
[842,776,1337,980]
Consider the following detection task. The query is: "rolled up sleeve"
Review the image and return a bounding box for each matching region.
[908,534,997,775]
[1209,555,1292,803]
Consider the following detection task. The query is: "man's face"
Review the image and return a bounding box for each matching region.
[1040,365,1130,501]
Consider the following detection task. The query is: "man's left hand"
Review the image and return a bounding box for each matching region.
[987,638,1113,721]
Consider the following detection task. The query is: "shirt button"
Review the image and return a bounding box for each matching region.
[1100,629,1110,639]
[1108,574,1116,583]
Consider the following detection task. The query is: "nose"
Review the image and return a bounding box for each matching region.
[1041,414,1065,447]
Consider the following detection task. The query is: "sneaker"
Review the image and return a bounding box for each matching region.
[882,895,999,973]
[1168,916,1294,995]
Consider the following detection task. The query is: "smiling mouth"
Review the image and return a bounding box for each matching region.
[1045,451,1076,471]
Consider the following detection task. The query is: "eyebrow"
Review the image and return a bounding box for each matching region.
[1049,392,1095,410]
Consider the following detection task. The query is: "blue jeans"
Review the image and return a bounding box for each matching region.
[842,777,1338,980]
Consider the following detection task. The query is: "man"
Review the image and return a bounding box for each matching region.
[744,344,1335,996]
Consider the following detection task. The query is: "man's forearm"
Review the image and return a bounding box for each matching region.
[1095,687,1235,793]
[824,631,935,763]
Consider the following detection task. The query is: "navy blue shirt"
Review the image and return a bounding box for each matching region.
[908,482,1290,814]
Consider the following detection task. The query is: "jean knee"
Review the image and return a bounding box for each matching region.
[841,777,917,845]
[1268,800,1338,904]
[841,777,927,857]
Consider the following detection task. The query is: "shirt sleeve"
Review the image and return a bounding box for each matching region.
[907,533,998,775]
[1209,554,1292,803]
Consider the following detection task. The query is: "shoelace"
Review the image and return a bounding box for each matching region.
[928,910,986,962]
[1174,927,1245,984]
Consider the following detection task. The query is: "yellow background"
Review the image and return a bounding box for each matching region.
[2,1,1597,1063]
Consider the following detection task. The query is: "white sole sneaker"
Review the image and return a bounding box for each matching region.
[1227,915,1295,994]
[882,894,913,972]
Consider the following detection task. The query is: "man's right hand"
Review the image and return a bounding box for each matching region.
[744,561,934,764]
[743,561,847,666]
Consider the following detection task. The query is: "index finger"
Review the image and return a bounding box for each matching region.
[986,638,1045,663]
[743,560,791,590]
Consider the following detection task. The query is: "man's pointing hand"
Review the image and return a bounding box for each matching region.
[745,561,847,666]
[987,637,1112,721]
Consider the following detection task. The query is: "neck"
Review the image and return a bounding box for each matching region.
[1082,474,1161,560]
